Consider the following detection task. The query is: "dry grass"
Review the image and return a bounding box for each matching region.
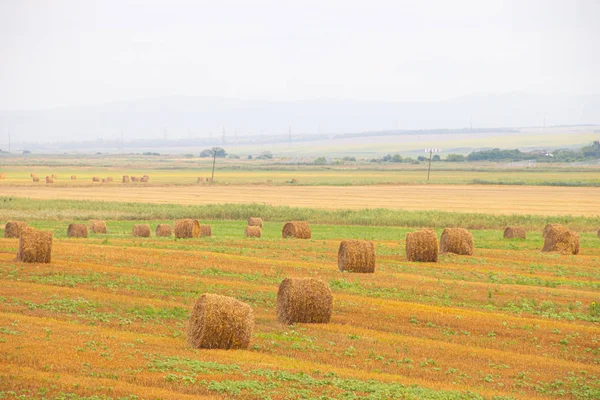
[14,226,52,263]
[4,221,27,238]
[67,223,88,238]
[282,221,311,239]
[155,224,173,237]
[187,293,254,350]
[542,224,580,255]
[337,240,376,273]
[440,228,474,255]
[504,226,526,239]
[132,224,151,237]
[244,226,261,238]
[174,219,200,238]
[406,229,438,262]
[277,278,332,324]
[89,220,107,234]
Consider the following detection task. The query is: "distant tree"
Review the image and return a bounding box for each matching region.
[417,156,426,162]
[200,147,227,158]
[342,156,356,162]
[22,150,31,155]
[391,154,403,163]
[446,154,466,162]
[247,155,253,159]
[143,152,160,156]
[228,154,240,159]
[432,154,441,161]
[183,153,194,158]
[257,151,273,159]
[313,156,327,165]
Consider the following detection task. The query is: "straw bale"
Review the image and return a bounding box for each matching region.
[187,293,254,350]
[200,225,212,237]
[131,176,139,182]
[197,177,203,183]
[174,219,200,238]
[32,177,39,182]
[338,240,376,273]
[122,175,130,183]
[247,217,263,227]
[542,224,579,255]
[244,226,261,238]
[132,224,151,237]
[206,178,213,182]
[92,176,100,182]
[143,174,149,180]
[140,177,148,183]
[277,278,332,324]
[45,176,53,184]
[71,175,77,180]
[504,226,526,239]
[52,174,57,179]
[4,221,27,238]
[15,227,52,263]
[107,176,113,182]
[543,224,561,238]
[282,221,311,239]
[30,173,36,178]
[440,228,474,255]
[89,220,107,234]
[67,223,88,238]
[0,172,5,179]
[155,224,172,237]
[101,179,107,183]
[291,178,298,184]
[406,229,438,262]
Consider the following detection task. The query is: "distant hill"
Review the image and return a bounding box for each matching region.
[1,93,599,141]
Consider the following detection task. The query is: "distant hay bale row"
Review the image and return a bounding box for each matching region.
[15,227,52,263]
[247,217,263,227]
[187,293,254,350]
[504,226,526,239]
[67,224,88,238]
[542,224,579,255]
[245,226,261,238]
[282,221,311,239]
[406,229,438,262]
[174,219,200,238]
[132,224,151,237]
[277,278,332,324]
[440,228,474,255]
[89,220,107,234]
[156,224,172,237]
[338,240,376,273]
[4,221,28,238]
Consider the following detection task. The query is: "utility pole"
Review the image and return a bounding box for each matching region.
[211,147,217,182]
[425,148,441,182]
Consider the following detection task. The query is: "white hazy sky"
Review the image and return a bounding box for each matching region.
[1,0,599,110]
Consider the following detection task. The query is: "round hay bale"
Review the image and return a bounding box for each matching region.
[45,176,53,184]
[92,176,100,182]
[187,293,254,350]
[291,178,298,184]
[140,177,148,183]
[131,176,139,182]
[440,228,474,255]
[406,229,438,262]
[504,227,526,239]
[132,224,151,237]
[122,175,130,183]
[338,240,376,273]
[71,175,77,180]
[542,224,579,255]
[200,225,212,237]
[156,224,173,237]
[30,173,36,178]
[174,219,200,238]
[244,226,262,238]
[32,177,39,182]
[101,179,107,183]
[4,221,28,238]
[247,217,263,227]
[52,174,57,179]
[597,229,600,238]
[89,220,108,234]
[0,172,6,179]
[277,278,332,324]
[197,177,203,183]
[107,176,114,182]
[282,221,311,239]
[206,178,213,182]
[67,223,88,238]
[15,227,52,263]
[543,223,561,238]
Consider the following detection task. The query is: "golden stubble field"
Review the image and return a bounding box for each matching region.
[1,184,599,216]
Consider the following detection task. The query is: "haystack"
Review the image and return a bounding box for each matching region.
[405,229,438,262]
[0,172,5,179]
[132,224,151,237]
[247,217,263,227]
[440,228,474,255]
[122,175,130,183]
[504,227,526,239]
[143,174,149,180]
[107,176,113,182]
[140,177,148,183]
[187,293,254,350]
[30,173,36,178]
[277,278,332,324]
[200,225,212,237]
[15,227,52,263]
[291,178,298,184]
[89,220,108,234]
[4,221,27,238]
[206,178,213,182]
[52,174,57,179]
[155,224,172,237]
[174,219,200,238]
[92,176,100,182]
[71,175,77,180]
[244,226,261,238]
[282,221,311,239]
[197,177,203,183]
[101,179,107,183]
[338,240,376,273]
[542,224,579,255]
[67,223,88,238]
[32,177,39,182]
[45,176,53,184]
[131,176,139,182]
[543,224,561,238]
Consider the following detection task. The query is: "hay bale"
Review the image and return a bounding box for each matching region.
[244,226,261,238]
[247,217,263,227]
[187,293,254,350]
[0,172,5,179]
[107,176,113,182]
[440,228,474,255]
[71,175,77,180]
[155,224,172,237]
[206,178,213,182]
[140,177,148,183]
[132,224,151,237]
[504,227,526,239]
[200,225,212,237]
[143,174,149,180]
[543,223,561,238]
[338,240,376,273]
[30,173,36,178]
[277,278,332,324]
[597,229,600,239]
[291,178,298,184]
[32,177,39,182]
[266,179,273,184]
[4,221,28,238]
[542,224,579,255]
[174,219,200,238]
[45,176,53,184]
[122,175,130,183]
[197,177,203,183]
[131,176,139,182]
[67,223,88,238]
[52,174,57,179]
[101,179,107,183]
[15,227,52,263]
[282,221,311,239]
[89,220,107,234]
[406,229,438,262]
[92,176,100,182]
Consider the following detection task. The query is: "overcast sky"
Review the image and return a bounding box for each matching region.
[1,0,599,111]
